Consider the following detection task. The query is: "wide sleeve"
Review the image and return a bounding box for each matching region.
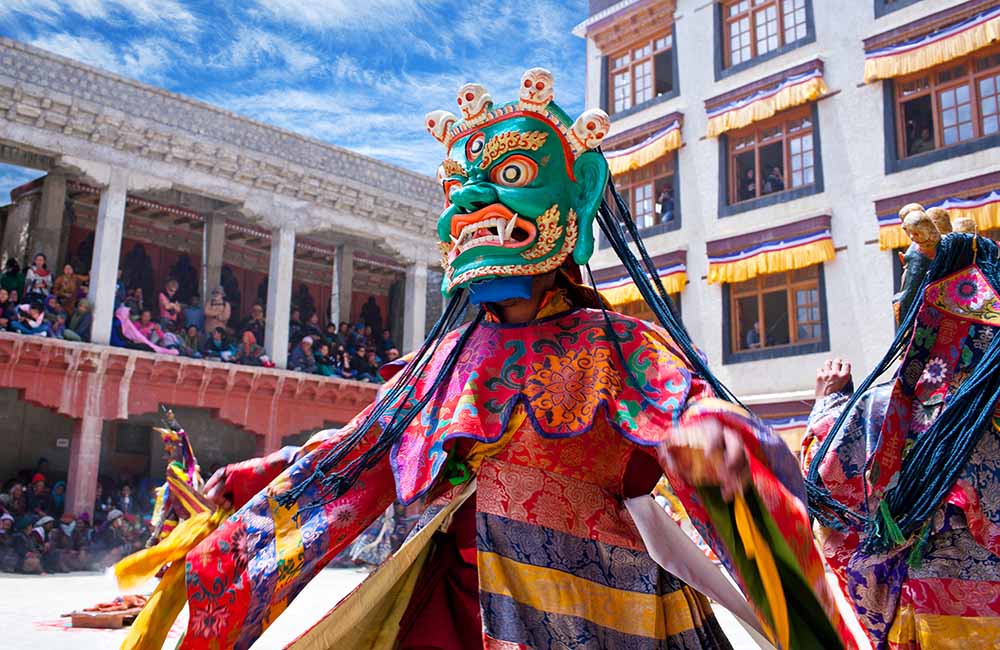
[221,403,378,508]
[181,402,395,650]
[660,386,857,650]
[800,386,890,583]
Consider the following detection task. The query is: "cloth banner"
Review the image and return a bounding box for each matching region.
[864,5,1000,83]
[707,71,826,138]
[707,230,835,285]
[606,122,682,175]
[597,263,687,307]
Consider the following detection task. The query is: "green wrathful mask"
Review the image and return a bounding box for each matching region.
[426,68,611,301]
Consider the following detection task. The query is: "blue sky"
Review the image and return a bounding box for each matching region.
[0,0,589,201]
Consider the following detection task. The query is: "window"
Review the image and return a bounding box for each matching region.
[874,0,924,19]
[723,0,809,69]
[895,46,1000,160]
[615,157,677,230]
[608,33,674,114]
[728,108,815,206]
[729,266,823,354]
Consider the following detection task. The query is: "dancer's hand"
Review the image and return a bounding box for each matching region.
[660,418,750,502]
[203,466,232,510]
[815,358,852,398]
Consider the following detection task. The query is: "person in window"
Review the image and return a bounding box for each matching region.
[763,166,784,194]
[744,320,762,349]
[657,187,675,222]
[385,347,401,363]
[739,168,756,202]
[289,336,318,374]
[909,126,934,155]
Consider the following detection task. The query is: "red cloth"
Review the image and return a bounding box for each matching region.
[397,499,481,650]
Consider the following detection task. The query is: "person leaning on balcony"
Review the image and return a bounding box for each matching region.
[234,330,264,366]
[204,286,231,335]
[289,336,318,374]
[0,288,12,330]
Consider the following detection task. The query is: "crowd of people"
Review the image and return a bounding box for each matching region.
[0,459,157,574]
[0,252,399,383]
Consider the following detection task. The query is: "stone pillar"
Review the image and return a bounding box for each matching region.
[201,212,227,300]
[403,260,428,352]
[31,173,67,269]
[87,170,128,345]
[264,227,295,369]
[0,191,36,271]
[332,245,354,325]
[65,415,103,519]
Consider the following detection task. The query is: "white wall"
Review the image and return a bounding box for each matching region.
[586,0,1000,400]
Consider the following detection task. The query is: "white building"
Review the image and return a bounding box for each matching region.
[576,0,1000,446]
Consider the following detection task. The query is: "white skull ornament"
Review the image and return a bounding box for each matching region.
[456,83,493,123]
[570,109,610,154]
[425,110,458,145]
[518,68,555,111]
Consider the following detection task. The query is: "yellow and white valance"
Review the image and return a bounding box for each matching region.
[707,227,835,285]
[597,263,687,307]
[605,121,682,176]
[877,189,1000,250]
[706,69,827,138]
[864,5,1000,83]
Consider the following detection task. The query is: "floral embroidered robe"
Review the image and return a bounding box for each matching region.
[181,295,852,650]
[802,266,1000,649]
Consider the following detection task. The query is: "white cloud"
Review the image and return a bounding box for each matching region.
[0,0,199,35]
[208,27,320,74]
[250,0,429,30]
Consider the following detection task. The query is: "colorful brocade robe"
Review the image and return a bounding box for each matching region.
[181,297,854,650]
[803,265,1000,649]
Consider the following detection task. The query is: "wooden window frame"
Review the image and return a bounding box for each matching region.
[607,30,674,115]
[723,264,830,364]
[894,44,1000,161]
[726,106,816,207]
[721,0,810,69]
[615,157,677,231]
